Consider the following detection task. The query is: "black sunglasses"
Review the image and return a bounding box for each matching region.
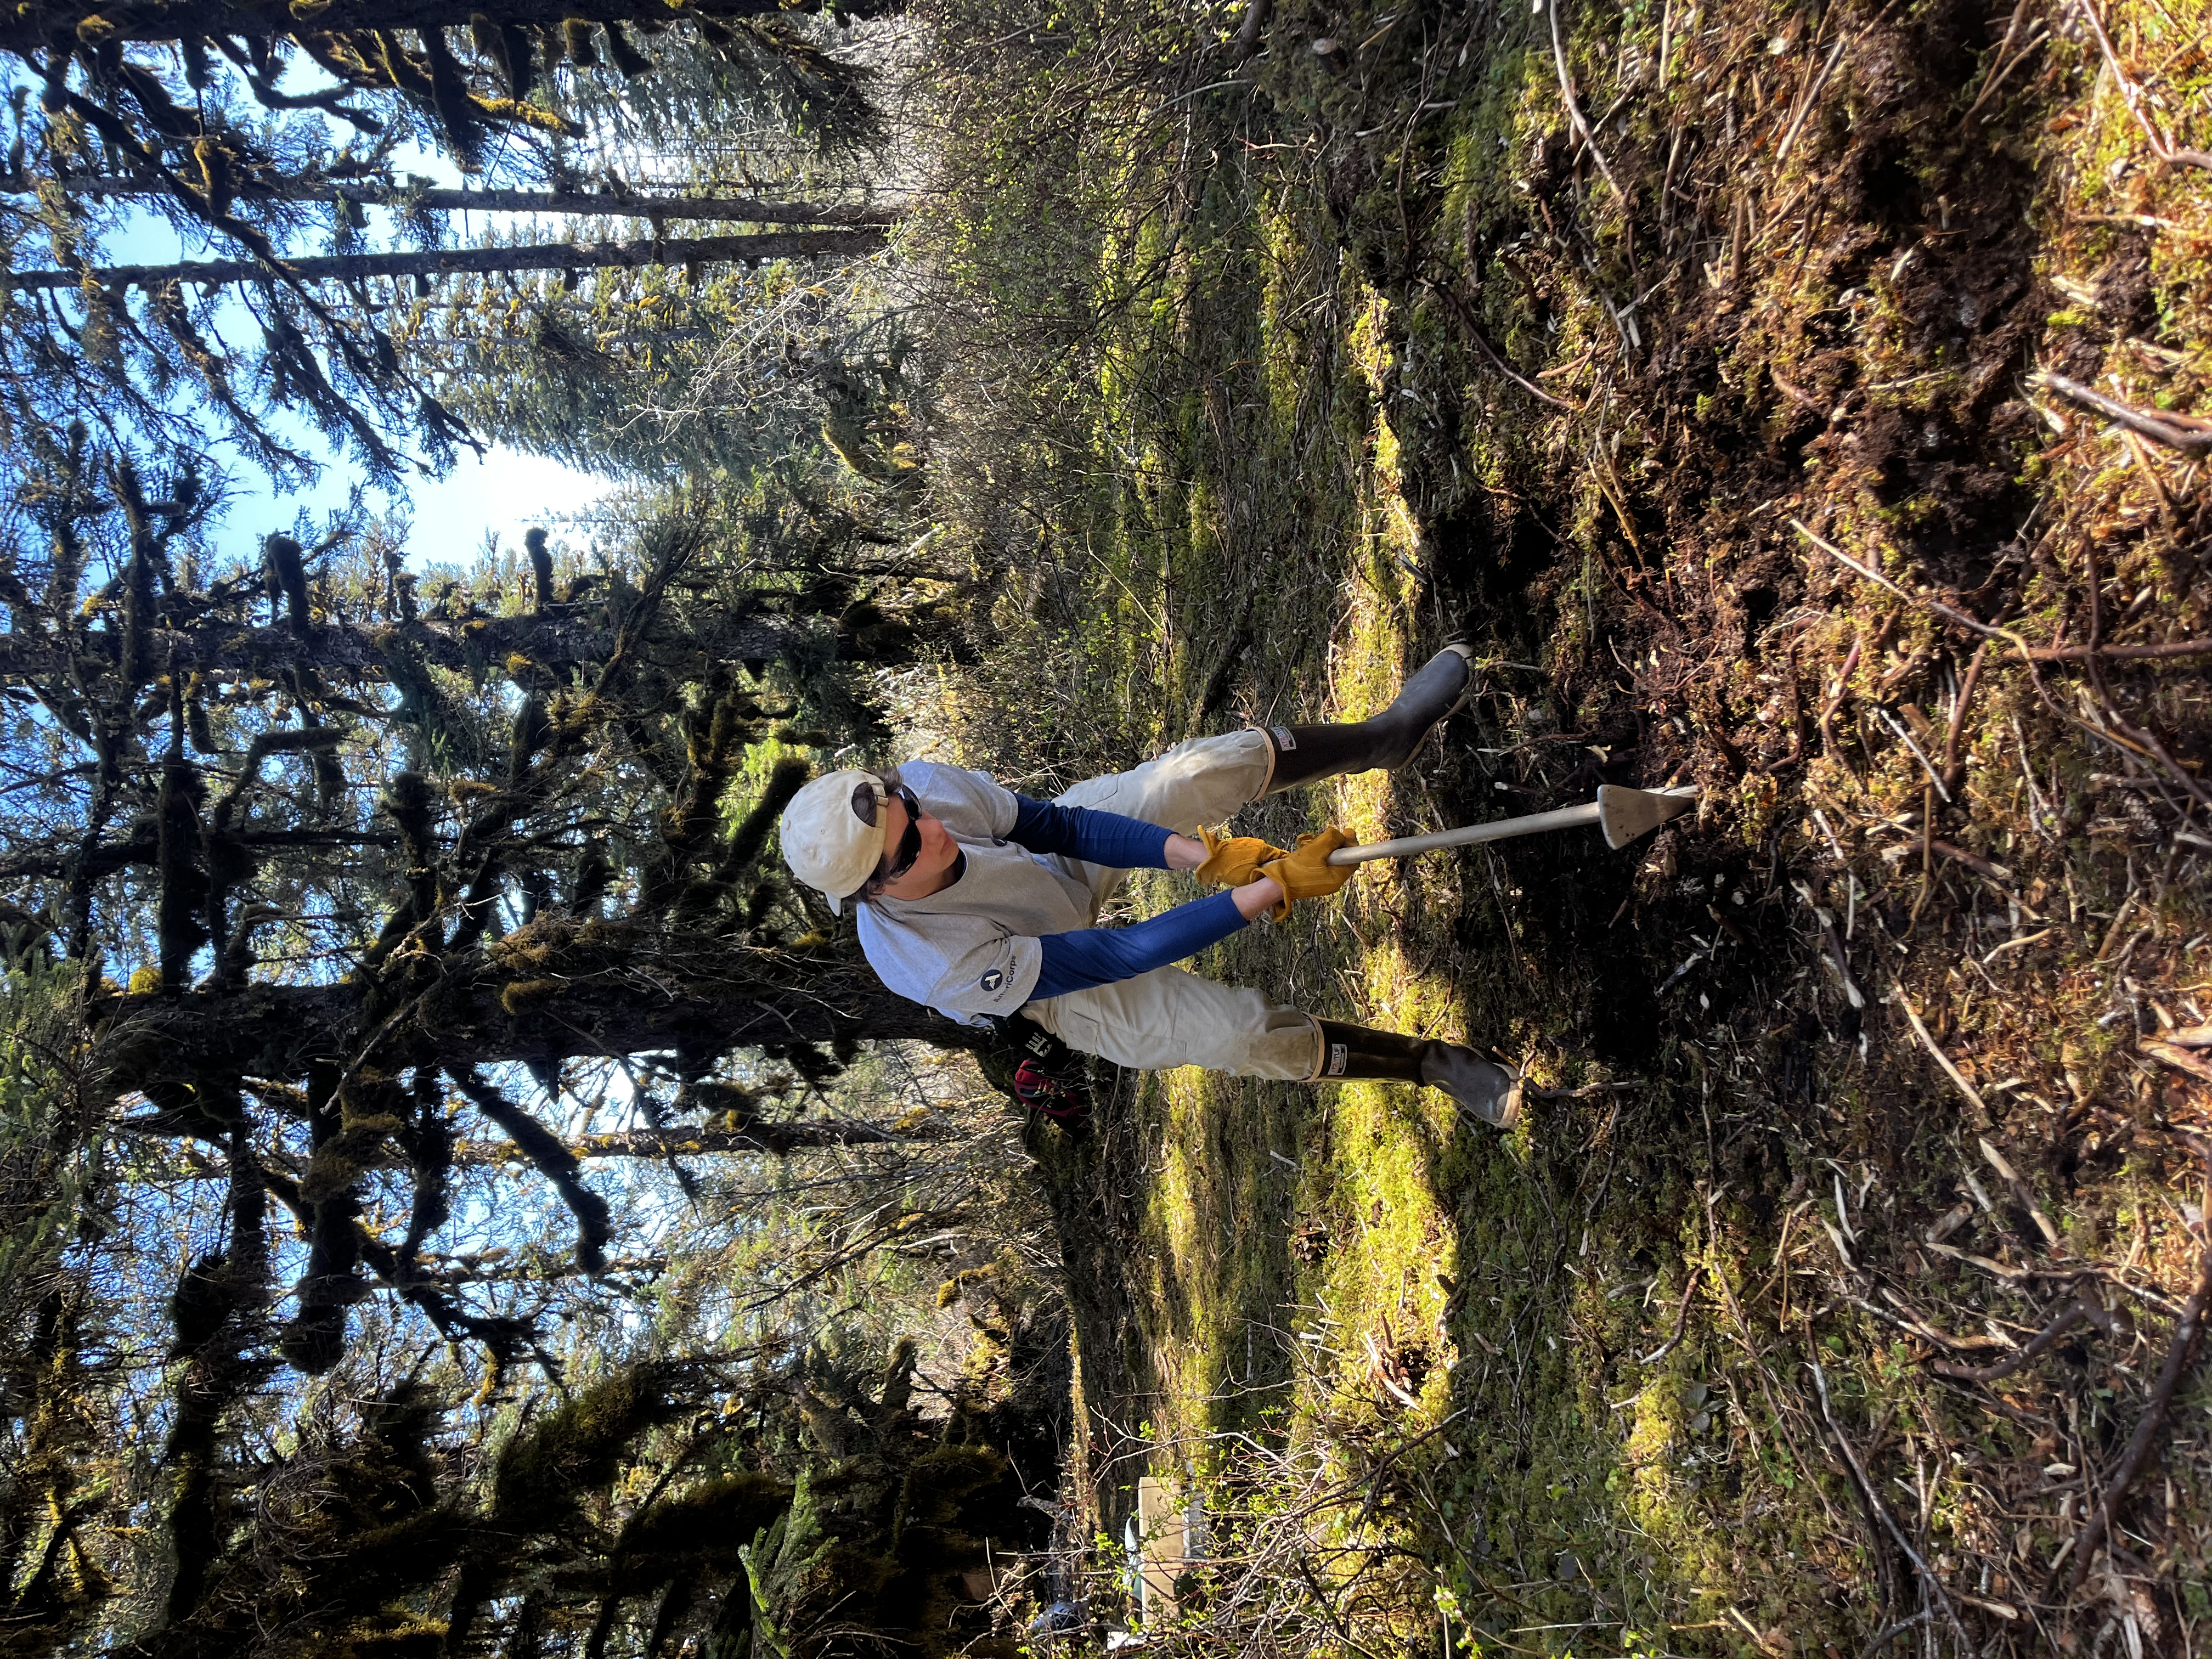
[850,781,924,885]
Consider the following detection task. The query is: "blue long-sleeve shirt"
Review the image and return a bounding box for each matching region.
[1031,890,1250,999]
[1006,795,1173,868]
[996,795,1250,999]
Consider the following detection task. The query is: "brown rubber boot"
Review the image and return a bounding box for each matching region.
[1264,644,1475,793]
[1311,1019,1521,1129]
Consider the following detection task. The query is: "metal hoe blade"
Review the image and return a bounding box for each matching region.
[1595,784,1696,849]
[1325,786,1696,866]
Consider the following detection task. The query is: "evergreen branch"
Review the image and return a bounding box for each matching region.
[3,228,889,291]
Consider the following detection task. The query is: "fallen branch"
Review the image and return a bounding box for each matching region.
[2038,370,2212,455]
[1940,641,1990,791]
[1792,518,2023,648]
[2025,637,2212,661]
[2072,0,2212,173]
[1419,279,1583,410]
[1795,516,2212,819]
[1979,1136,2061,1251]
[1961,0,2047,126]
[1926,839,2013,883]
[1227,0,1273,60]
[1361,1330,1423,1410]
[1774,37,1846,166]
[1547,0,1628,206]
[2058,1163,2212,1593]
[1810,1362,1982,1659]
[1924,1239,2033,1282]
[1929,1300,2094,1383]
[1877,706,1953,803]
[1896,992,1989,1115]
[1962,0,2032,125]
[1640,1263,1704,1365]
[2142,1039,2212,1087]
[1864,1609,1933,1655]
[2078,535,2212,810]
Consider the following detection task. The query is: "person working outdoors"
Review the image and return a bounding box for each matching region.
[778,645,1520,1128]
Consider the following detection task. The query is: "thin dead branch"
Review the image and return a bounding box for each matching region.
[2070,1,2212,172]
[1419,279,1583,410]
[1929,1299,2095,1383]
[2057,1193,2211,1592]
[1640,1262,1704,1365]
[2142,1039,2212,1087]
[1896,992,1989,1115]
[2025,638,2212,661]
[2039,371,2212,454]
[1810,1362,1981,1658]
[1547,0,1628,206]
[1775,38,1846,166]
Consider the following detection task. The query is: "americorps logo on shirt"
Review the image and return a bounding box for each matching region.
[980,968,1005,994]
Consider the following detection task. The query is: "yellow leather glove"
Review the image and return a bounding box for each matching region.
[1259,826,1359,919]
[1193,825,1290,888]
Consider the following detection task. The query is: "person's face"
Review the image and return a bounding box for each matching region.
[870,791,960,899]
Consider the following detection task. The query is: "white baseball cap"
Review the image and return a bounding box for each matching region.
[780,769,889,913]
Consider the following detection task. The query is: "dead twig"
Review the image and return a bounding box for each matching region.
[1929,1299,2095,1382]
[1799,517,2212,806]
[1863,1609,1933,1656]
[1818,633,1864,755]
[2039,370,2212,455]
[1940,642,1989,792]
[1547,0,1627,206]
[2056,1144,2212,1593]
[1640,1263,1704,1365]
[2078,533,2212,810]
[1775,37,1846,166]
[1961,0,2047,126]
[1926,839,2015,884]
[1792,518,2023,649]
[1227,0,1273,60]
[1419,279,1583,411]
[2024,637,2212,662]
[1979,1136,2061,1251]
[1896,992,1988,1115]
[1878,707,1953,805]
[1810,1362,1981,1659]
[2070,0,2212,172]
[2141,1039,2212,1087]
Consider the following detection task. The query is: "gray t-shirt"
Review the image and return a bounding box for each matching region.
[853,761,1093,1024]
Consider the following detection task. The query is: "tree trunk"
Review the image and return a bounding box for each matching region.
[7,228,885,293]
[0,0,898,54]
[0,610,811,684]
[498,1122,956,1155]
[93,969,991,1105]
[0,829,399,883]
[20,175,902,226]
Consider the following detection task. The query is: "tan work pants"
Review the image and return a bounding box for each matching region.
[1018,730,1324,1081]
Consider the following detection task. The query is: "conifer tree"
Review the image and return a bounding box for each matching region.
[0,419,991,1361]
[0,0,896,484]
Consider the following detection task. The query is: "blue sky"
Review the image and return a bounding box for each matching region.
[100,143,616,569]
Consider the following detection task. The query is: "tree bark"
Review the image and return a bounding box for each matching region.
[22,176,901,226]
[93,970,990,1103]
[8,228,885,293]
[0,829,398,882]
[469,1121,955,1157]
[0,610,810,684]
[0,0,898,54]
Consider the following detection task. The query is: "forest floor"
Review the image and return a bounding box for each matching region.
[911,0,2212,1650]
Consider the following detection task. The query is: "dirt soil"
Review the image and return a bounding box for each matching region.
[912,0,2212,1648]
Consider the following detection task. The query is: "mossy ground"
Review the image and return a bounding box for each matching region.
[913,0,2212,1649]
